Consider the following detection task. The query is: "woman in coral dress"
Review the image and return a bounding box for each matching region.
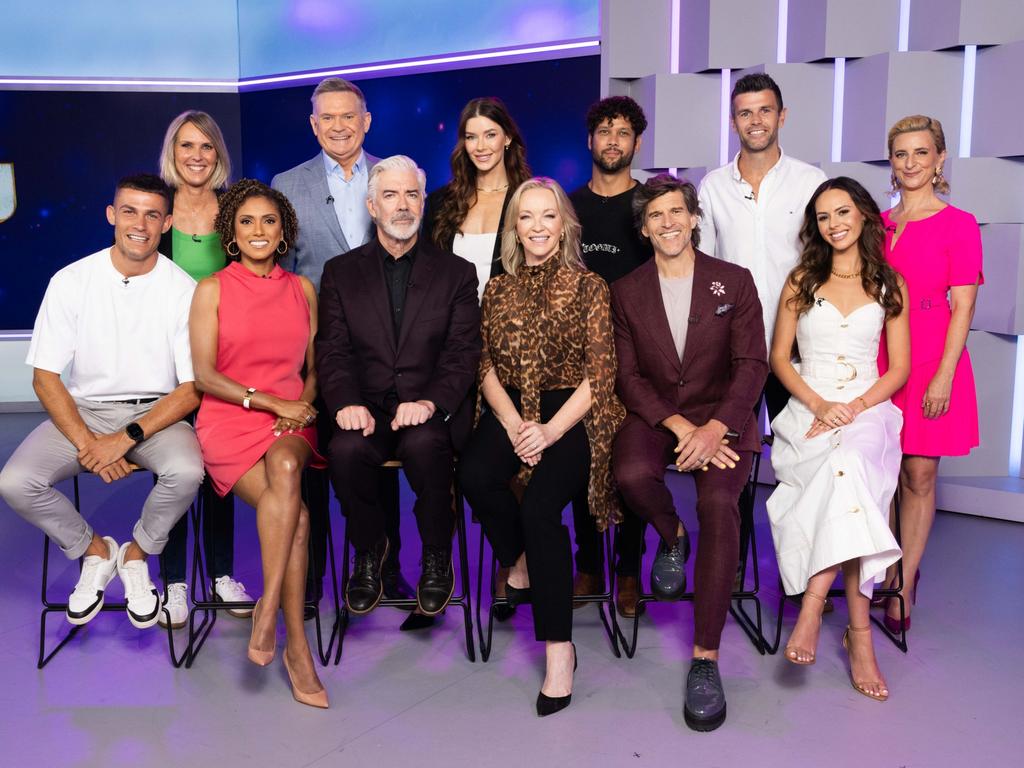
[878,115,983,634]
[767,177,909,701]
[190,179,328,708]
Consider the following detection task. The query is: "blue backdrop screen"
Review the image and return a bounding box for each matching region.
[0,55,598,329]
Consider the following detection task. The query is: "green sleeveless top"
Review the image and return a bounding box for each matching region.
[171,228,227,281]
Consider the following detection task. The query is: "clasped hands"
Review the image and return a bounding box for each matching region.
[335,400,436,436]
[672,420,738,472]
[805,397,868,439]
[273,399,318,436]
[77,431,134,484]
[506,419,561,467]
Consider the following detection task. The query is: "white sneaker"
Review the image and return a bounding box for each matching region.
[116,542,162,629]
[66,536,118,625]
[214,575,254,618]
[157,582,189,629]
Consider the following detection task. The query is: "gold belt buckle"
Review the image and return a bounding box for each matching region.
[837,361,857,382]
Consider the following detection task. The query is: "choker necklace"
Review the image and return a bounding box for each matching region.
[831,268,862,279]
[476,183,509,193]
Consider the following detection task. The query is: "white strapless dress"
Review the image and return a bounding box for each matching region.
[766,298,903,599]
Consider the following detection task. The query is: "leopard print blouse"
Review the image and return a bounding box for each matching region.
[478,255,625,531]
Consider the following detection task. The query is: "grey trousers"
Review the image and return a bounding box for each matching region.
[0,399,204,560]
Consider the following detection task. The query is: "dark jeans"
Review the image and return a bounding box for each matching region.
[460,389,590,643]
[328,402,454,551]
[612,414,751,651]
[161,476,234,584]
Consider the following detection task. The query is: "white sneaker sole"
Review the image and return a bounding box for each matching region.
[66,591,107,626]
[157,610,187,630]
[127,592,163,629]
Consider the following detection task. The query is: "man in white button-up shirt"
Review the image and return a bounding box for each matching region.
[698,73,826,421]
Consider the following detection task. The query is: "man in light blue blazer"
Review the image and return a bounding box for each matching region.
[272,78,413,610]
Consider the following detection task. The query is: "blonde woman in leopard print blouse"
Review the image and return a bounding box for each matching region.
[459,177,624,717]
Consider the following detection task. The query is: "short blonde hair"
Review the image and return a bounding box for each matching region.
[159,111,231,191]
[500,178,584,276]
[887,114,949,194]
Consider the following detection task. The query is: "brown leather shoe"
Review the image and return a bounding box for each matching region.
[616,575,645,619]
[572,570,605,608]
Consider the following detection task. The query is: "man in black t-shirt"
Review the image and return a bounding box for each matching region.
[568,96,652,618]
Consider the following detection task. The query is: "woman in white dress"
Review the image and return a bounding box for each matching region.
[767,177,910,702]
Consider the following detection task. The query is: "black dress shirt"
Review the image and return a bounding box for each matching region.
[380,239,417,340]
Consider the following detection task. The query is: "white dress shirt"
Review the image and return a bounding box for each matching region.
[698,149,826,350]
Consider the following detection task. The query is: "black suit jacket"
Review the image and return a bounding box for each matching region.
[422,185,511,281]
[315,237,482,427]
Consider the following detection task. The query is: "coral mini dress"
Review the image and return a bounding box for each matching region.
[196,261,325,495]
[880,205,984,457]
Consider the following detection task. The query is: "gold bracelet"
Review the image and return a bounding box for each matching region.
[242,387,256,410]
[856,396,869,411]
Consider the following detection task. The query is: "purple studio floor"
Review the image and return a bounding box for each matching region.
[0,411,1021,768]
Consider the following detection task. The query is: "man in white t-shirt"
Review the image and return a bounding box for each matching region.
[0,174,203,630]
[697,73,827,421]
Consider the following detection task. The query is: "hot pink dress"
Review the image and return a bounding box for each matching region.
[880,205,983,457]
[196,261,326,495]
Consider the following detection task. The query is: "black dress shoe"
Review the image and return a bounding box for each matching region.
[346,536,389,615]
[417,546,454,615]
[684,658,726,732]
[399,611,438,631]
[536,642,577,717]
[650,529,690,601]
[382,566,415,605]
[504,582,532,607]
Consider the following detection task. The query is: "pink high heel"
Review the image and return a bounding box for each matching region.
[882,570,920,633]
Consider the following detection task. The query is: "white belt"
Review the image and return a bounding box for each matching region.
[798,359,878,383]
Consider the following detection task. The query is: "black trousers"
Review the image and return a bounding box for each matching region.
[161,477,234,584]
[328,402,454,551]
[571,493,643,578]
[459,389,590,642]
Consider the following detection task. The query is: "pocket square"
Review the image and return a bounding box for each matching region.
[715,303,734,316]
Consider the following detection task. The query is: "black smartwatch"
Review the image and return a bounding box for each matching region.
[125,422,145,443]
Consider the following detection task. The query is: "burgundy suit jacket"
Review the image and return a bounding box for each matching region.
[315,237,481,423]
[610,252,768,453]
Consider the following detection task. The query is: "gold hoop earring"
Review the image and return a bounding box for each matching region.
[933,167,944,186]
[276,240,289,256]
[226,240,240,257]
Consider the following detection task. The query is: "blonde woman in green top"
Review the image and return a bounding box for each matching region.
[157,110,255,628]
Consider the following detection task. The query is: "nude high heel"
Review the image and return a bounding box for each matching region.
[247,598,276,667]
[842,625,889,702]
[283,651,329,709]
[784,591,826,665]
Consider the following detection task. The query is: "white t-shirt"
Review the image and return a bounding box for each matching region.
[697,149,826,350]
[453,231,498,303]
[26,248,197,401]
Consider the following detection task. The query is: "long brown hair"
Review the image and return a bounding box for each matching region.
[431,97,531,249]
[787,177,903,318]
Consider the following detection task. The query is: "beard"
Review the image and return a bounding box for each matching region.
[592,145,635,173]
[377,213,420,242]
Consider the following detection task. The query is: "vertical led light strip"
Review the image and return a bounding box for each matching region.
[959,45,977,158]
[777,0,788,64]
[669,0,680,176]
[1010,340,1024,476]
[720,68,731,166]
[898,0,911,51]
[831,58,845,162]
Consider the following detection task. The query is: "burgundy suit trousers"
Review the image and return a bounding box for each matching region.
[612,414,752,650]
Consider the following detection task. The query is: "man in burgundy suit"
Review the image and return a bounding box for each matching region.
[316,155,481,618]
[611,174,767,732]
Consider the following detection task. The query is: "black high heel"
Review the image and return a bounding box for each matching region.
[504,582,532,607]
[536,642,577,717]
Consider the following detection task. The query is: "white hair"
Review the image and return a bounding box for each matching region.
[366,155,426,201]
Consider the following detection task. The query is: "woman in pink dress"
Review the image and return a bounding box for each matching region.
[879,115,983,633]
[190,179,328,708]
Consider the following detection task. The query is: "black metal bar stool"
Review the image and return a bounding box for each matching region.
[184,467,342,668]
[38,467,193,669]
[474,513,621,663]
[612,441,772,659]
[335,459,475,664]
[766,487,909,654]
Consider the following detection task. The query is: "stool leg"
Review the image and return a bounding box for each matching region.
[454,484,476,662]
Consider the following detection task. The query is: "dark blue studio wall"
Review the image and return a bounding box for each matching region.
[0,55,598,329]
[240,56,598,197]
[0,91,242,329]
